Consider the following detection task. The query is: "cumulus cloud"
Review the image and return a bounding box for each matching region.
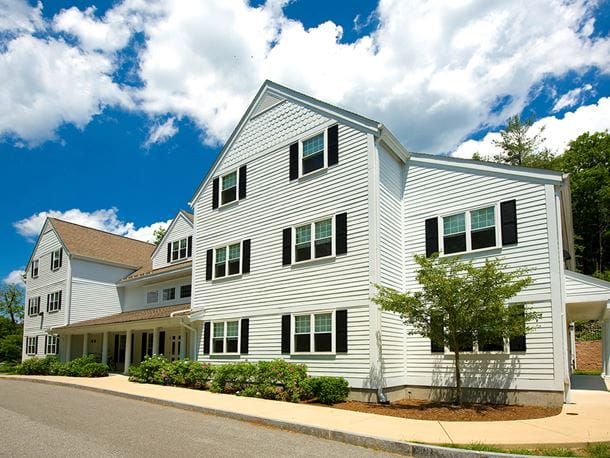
[144,117,178,147]
[3,270,25,287]
[552,84,593,112]
[13,208,171,243]
[452,96,610,159]
[0,0,43,33]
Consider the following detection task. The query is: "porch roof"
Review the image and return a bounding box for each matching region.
[121,259,192,283]
[565,271,610,321]
[54,304,190,330]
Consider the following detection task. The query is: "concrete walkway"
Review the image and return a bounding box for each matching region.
[3,374,609,448]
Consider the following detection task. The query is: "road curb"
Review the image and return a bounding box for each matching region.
[0,376,536,457]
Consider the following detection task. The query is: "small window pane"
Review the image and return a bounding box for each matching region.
[314,239,332,258]
[213,339,224,353]
[222,171,237,190]
[215,247,226,263]
[471,207,495,230]
[226,338,238,353]
[295,225,311,245]
[443,213,465,235]
[180,284,191,298]
[302,153,325,174]
[314,333,332,352]
[444,233,466,254]
[294,315,310,333]
[302,134,324,158]
[213,322,224,338]
[471,227,496,250]
[314,313,332,333]
[163,288,175,301]
[222,187,237,205]
[228,243,240,260]
[226,321,239,337]
[295,334,310,352]
[315,219,332,240]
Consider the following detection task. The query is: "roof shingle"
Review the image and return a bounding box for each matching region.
[55,304,190,329]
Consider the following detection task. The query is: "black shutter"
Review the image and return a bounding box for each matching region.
[425,218,439,257]
[282,228,292,265]
[58,290,62,310]
[159,331,165,355]
[238,165,247,199]
[167,242,171,263]
[242,239,251,274]
[240,319,249,354]
[281,315,291,354]
[327,124,339,166]
[212,177,220,209]
[114,334,119,362]
[335,212,347,255]
[501,200,518,246]
[206,249,213,281]
[59,248,63,268]
[35,336,39,354]
[141,332,146,361]
[336,309,348,353]
[203,322,211,355]
[509,304,527,352]
[187,236,193,258]
[46,294,50,312]
[45,335,48,355]
[289,142,299,181]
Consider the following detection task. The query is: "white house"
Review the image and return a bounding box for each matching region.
[22,81,610,406]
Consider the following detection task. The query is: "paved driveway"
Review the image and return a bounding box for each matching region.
[0,379,394,458]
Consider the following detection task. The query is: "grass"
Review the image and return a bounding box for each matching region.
[572,370,602,376]
[443,442,610,457]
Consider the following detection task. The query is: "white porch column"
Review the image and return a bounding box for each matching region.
[569,322,576,371]
[124,330,132,374]
[82,332,89,357]
[190,328,197,360]
[603,320,610,378]
[101,332,109,364]
[152,328,160,355]
[179,327,186,360]
[64,335,71,362]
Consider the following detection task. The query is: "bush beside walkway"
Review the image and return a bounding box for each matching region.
[14,355,109,377]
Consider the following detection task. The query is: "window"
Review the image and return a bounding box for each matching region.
[171,238,188,262]
[294,218,333,262]
[293,312,333,353]
[28,297,40,316]
[26,336,37,355]
[147,291,158,304]
[212,320,239,354]
[31,259,39,278]
[46,335,58,355]
[180,284,191,299]
[442,205,498,255]
[47,291,60,312]
[51,249,62,270]
[214,242,241,278]
[163,288,176,301]
[221,171,237,205]
[301,132,326,175]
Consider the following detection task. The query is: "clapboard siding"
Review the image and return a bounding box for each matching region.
[122,274,192,312]
[152,215,193,269]
[401,161,558,389]
[193,108,373,381]
[565,270,610,299]
[70,280,122,325]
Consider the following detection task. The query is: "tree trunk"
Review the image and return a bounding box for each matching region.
[454,350,461,405]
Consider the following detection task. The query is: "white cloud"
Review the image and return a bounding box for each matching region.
[452,96,610,158]
[13,208,171,243]
[552,84,593,112]
[144,117,178,147]
[0,35,132,146]
[0,0,43,33]
[2,270,25,287]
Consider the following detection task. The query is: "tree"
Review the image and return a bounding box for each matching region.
[557,131,610,275]
[491,115,557,169]
[0,316,22,363]
[152,226,167,246]
[373,255,538,405]
[0,284,24,324]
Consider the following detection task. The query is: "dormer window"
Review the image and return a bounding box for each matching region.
[171,238,188,262]
[51,248,62,270]
[31,259,39,278]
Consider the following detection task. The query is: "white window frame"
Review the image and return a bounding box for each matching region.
[170,237,189,262]
[162,287,176,301]
[28,297,40,316]
[31,259,39,278]
[290,310,336,355]
[51,249,62,270]
[439,203,501,256]
[147,290,159,304]
[212,240,243,280]
[46,335,58,355]
[299,129,328,178]
[210,319,241,355]
[292,215,335,264]
[48,291,60,313]
[26,336,37,355]
[219,168,240,207]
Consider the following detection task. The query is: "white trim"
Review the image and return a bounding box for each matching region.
[210,319,241,356]
[438,202,500,256]
[290,310,336,355]
[170,237,189,263]
[149,211,194,261]
[45,334,59,355]
[26,336,37,355]
[31,259,39,279]
[217,167,242,208]
[212,240,244,280]
[291,215,335,265]
[298,128,328,178]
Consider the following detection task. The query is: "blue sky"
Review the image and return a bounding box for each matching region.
[1,0,610,285]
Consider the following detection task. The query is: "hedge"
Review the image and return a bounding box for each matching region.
[15,355,109,377]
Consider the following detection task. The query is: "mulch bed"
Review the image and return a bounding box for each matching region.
[332,399,562,421]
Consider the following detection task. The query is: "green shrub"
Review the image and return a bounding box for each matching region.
[183,361,215,389]
[0,362,18,373]
[16,356,58,375]
[128,355,171,384]
[50,355,109,377]
[255,359,309,402]
[304,376,350,404]
[210,362,256,393]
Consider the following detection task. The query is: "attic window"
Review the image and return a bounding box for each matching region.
[171,238,188,262]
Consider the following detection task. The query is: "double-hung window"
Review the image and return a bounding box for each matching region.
[31,259,39,278]
[171,238,188,262]
[26,336,37,355]
[442,205,498,255]
[46,335,58,355]
[212,320,239,354]
[294,218,333,262]
[51,249,62,270]
[214,243,241,278]
[301,132,326,175]
[221,171,237,205]
[293,312,333,353]
[48,291,60,312]
[163,288,176,301]
[28,297,40,316]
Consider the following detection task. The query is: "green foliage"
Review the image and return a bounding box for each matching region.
[373,255,537,405]
[152,226,167,246]
[254,359,309,402]
[0,284,24,325]
[446,442,610,457]
[15,355,58,375]
[210,361,257,394]
[50,355,109,377]
[128,355,171,384]
[572,369,602,376]
[574,320,602,341]
[0,361,18,373]
[129,356,215,389]
[303,376,350,405]
[0,332,23,362]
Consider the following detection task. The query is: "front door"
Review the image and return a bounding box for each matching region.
[169,334,181,361]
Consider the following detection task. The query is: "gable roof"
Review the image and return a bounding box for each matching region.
[49,218,155,269]
[149,210,194,262]
[122,259,192,283]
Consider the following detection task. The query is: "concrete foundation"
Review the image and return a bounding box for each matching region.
[349,384,564,407]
